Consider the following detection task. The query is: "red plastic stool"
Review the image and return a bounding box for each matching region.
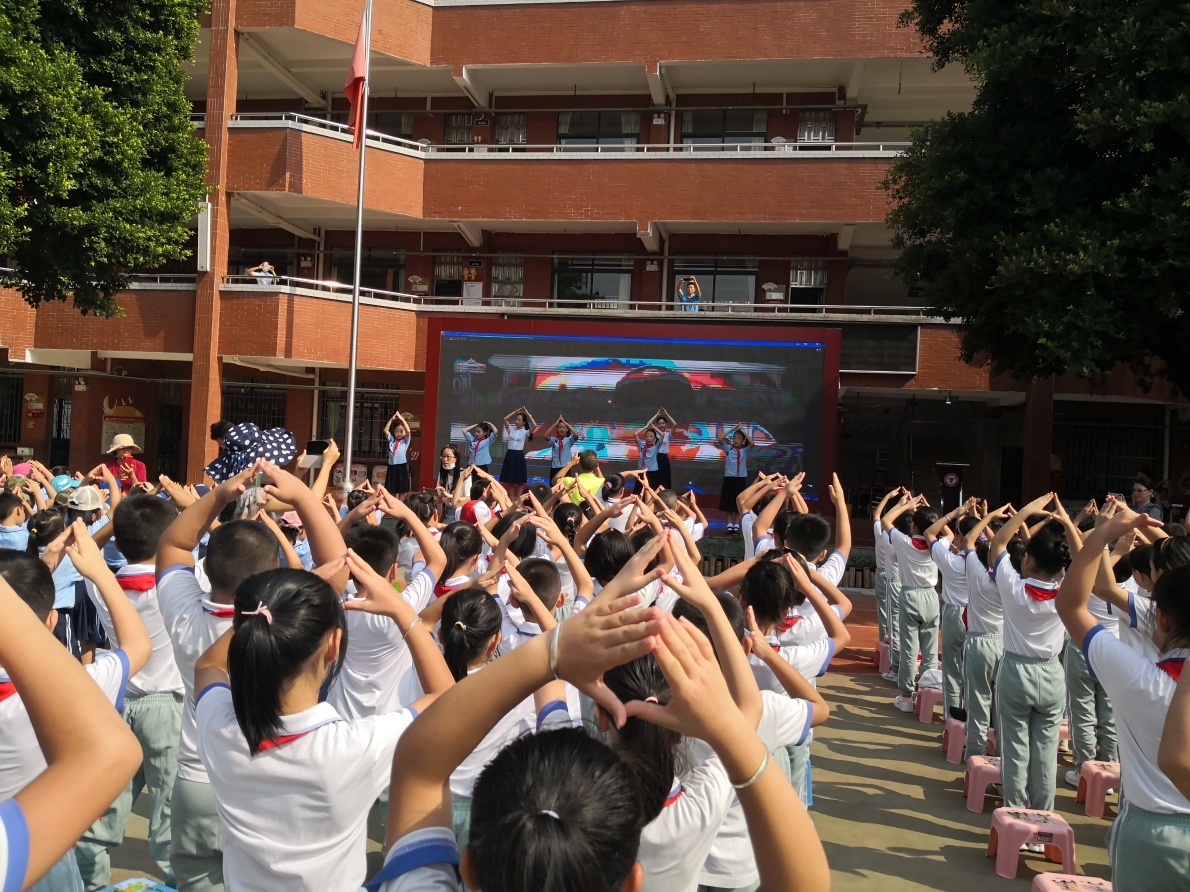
[876,639,891,674]
[917,686,943,724]
[1076,761,1121,819]
[1031,875,1111,891]
[987,808,1077,879]
[964,755,1002,813]
[943,715,965,764]
[988,726,997,756]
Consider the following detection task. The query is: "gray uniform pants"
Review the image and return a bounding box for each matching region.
[941,603,968,713]
[1063,639,1117,770]
[995,651,1065,811]
[897,585,940,698]
[963,632,1003,758]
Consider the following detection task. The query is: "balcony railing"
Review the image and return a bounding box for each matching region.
[228,113,910,159]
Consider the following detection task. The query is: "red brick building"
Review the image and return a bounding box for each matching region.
[1,0,1186,512]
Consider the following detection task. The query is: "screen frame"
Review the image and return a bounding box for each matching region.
[422,316,841,500]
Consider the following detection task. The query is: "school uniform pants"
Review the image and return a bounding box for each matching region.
[886,578,903,671]
[170,777,224,892]
[1063,639,1117,770]
[995,651,1064,811]
[75,691,182,891]
[941,603,968,713]
[874,569,889,643]
[962,632,1003,758]
[29,851,83,892]
[897,585,940,698]
[1107,800,1190,892]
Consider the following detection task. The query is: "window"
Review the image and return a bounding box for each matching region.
[320,385,402,461]
[840,324,918,373]
[491,254,525,307]
[434,252,465,299]
[672,258,759,310]
[368,112,414,141]
[557,111,640,150]
[222,379,288,430]
[444,114,474,145]
[798,110,836,145]
[553,255,633,308]
[789,260,828,305]
[681,109,768,151]
[494,113,527,147]
[329,248,405,293]
[0,377,21,443]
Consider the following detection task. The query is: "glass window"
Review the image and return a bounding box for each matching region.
[368,112,413,140]
[320,384,401,461]
[491,254,525,307]
[328,248,405,293]
[557,111,640,150]
[789,259,827,305]
[681,109,768,151]
[222,379,288,430]
[553,255,633,308]
[434,252,465,299]
[445,114,474,145]
[798,110,836,144]
[494,113,527,146]
[0,376,21,443]
[672,257,759,311]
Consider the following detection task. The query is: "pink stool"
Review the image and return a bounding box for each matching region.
[1060,719,1071,743]
[1077,761,1121,819]
[1031,875,1111,891]
[988,726,997,756]
[943,715,965,764]
[987,808,1077,879]
[876,639,891,674]
[964,755,1002,813]
[917,686,943,724]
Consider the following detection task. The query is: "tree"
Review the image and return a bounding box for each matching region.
[885,1,1190,392]
[0,0,208,316]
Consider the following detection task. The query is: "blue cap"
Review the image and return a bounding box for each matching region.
[51,474,81,491]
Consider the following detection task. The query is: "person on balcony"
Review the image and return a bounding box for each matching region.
[247,260,276,286]
[677,275,702,313]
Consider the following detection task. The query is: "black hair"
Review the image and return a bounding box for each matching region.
[441,521,483,579]
[517,557,562,607]
[740,559,799,626]
[601,474,627,501]
[1024,521,1070,577]
[1127,544,1156,584]
[0,549,55,621]
[957,516,980,538]
[0,493,26,525]
[1112,552,1133,584]
[206,520,280,597]
[1166,523,1188,539]
[784,514,832,560]
[469,728,646,892]
[211,420,232,441]
[343,524,401,578]
[469,479,489,501]
[671,592,747,650]
[113,494,178,564]
[26,509,65,554]
[492,511,537,559]
[656,489,679,511]
[754,490,777,515]
[603,655,684,823]
[1135,472,1155,491]
[584,529,633,585]
[1154,536,1190,575]
[974,537,991,569]
[911,507,941,535]
[528,482,552,505]
[405,492,436,526]
[1152,565,1190,646]
[552,502,582,543]
[229,569,347,755]
[346,490,370,511]
[771,509,800,551]
[1007,536,1027,574]
[891,511,912,535]
[440,587,503,681]
[50,466,70,478]
[578,450,599,473]
[628,528,662,573]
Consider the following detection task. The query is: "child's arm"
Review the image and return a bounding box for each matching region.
[684,489,709,527]
[744,606,830,728]
[661,506,701,564]
[505,562,557,631]
[308,439,339,504]
[826,472,851,560]
[1160,669,1190,800]
[924,502,962,545]
[705,556,758,593]
[991,492,1055,565]
[880,493,917,533]
[736,473,777,516]
[256,509,303,570]
[786,555,850,654]
[872,486,901,522]
[158,464,261,573]
[807,565,853,621]
[1,575,142,889]
[753,477,796,546]
[382,493,448,580]
[574,496,637,552]
[261,460,349,594]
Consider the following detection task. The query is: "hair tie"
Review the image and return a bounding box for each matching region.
[645,696,659,704]
[539,809,560,820]
[454,621,467,630]
[242,602,273,625]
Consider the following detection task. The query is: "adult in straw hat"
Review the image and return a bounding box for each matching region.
[103,432,147,493]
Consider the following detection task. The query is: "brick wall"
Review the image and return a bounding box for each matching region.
[33,292,196,354]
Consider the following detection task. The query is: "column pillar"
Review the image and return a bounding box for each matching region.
[187,0,238,482]
[1021,376,1055,499]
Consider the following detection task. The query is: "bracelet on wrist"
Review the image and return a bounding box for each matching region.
[401,618,423,640]
[731,751,770,790]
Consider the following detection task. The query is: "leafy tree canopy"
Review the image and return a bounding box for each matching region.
[0,0,208,316]
[886,1,1190,391]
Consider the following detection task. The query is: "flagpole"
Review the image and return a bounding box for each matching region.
[343,0,372,485]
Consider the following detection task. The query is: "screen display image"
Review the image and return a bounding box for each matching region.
[434,329,829,500]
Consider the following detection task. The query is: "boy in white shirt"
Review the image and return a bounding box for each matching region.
[881,495,941,712]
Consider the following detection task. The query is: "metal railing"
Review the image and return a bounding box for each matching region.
[228,113,910,158]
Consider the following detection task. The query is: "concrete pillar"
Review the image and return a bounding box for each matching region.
[187,0,238,482]
[1021,376,1055,499]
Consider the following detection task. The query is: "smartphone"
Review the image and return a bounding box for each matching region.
[299,440,330,469]
[1107,492,1125,502]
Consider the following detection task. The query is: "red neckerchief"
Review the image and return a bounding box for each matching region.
[1024,583,1058,602]
[256,730,314,752]
[1157,657,1185,682]
[664,784,683,807]
[910,536,929,551]
[778,614,802,633]
[0,681,16,704]
[203,605,235,618]
[118,574,156,593]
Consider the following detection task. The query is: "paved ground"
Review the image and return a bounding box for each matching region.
[109,591,1115,890]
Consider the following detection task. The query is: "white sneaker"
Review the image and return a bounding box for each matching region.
[881,669,899,683]
[1064,769,1080,788]
[1020,842,1046,854]
[893,695,916,712]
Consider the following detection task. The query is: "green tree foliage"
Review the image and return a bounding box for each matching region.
[0,0,207,316]
[886,1,1190,391]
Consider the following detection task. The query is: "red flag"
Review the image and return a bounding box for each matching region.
[345,6,369,150]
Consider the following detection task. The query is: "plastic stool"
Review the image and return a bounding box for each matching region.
[964,755,1002,813]
[943,715,965,764]
[1060,719,1071,743]
[988,726,997,756]
[1031,875,1111,891]
[877,639,891,674]
[1077,761,1121,819]
[917,686,943,724]
[987,808,1077,879]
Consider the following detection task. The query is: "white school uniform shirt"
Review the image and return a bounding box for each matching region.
[777,600,846,648]
[157,565,236,784]
[873,520,888,573]
[696,691,813,887]
[964,551,1004,635]
[883,529,903,585]
[506,426,530,451]
[930,537,969,608]
[0,650,131,801]
[87,562,184,697]
[991,555,1065,659]
[605,497,632,533]
[638,757,734,892]
[740,510,758,559]
[748,634,836,691]
[1084,630,1190,814]
[888,529,938,589]
[658,430,671,454]
[449,668,535,799]
[816,549,847,587]
[682,516,705,543]
[1118,585,1161,660]
[196,682,416,892]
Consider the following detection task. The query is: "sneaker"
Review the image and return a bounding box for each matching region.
[1064,769,1080,789]
[893,695,916,712]
[1020,843,1046,855]
[881,669,899,683]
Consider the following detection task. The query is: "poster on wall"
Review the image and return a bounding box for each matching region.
[101,398,147,454]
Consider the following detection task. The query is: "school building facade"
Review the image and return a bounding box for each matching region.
[0,0,1186,511]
